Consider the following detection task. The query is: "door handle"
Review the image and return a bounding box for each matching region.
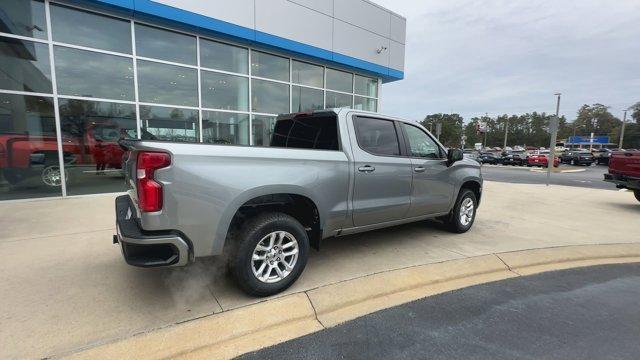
[358,165,375,173]
[414,166,426,173]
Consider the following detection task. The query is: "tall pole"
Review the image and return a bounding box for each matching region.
[503,119,509,149]
[547,93,561,186]
[483,113,488,149]
[619,110,627,149]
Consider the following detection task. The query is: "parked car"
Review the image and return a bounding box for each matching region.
[593,148,613,165]
[527,153,559,167]
[604,150,640,202]
[479,152,500,164]
[501,151,527,166]
[114,109,483,296]
[560,149,594,166]
[463,152,481,163]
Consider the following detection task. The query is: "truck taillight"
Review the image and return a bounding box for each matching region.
[137,151,171,212]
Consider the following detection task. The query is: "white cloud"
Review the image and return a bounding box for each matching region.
[376,0,640,121]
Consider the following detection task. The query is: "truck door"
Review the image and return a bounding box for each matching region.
[400,123,453,216]
[349,115,412,226]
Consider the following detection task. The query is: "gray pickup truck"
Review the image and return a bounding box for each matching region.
[115,109,482,296]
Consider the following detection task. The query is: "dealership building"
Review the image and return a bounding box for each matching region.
[0,0,405,200]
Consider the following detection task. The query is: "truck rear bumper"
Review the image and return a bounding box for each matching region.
[115,195,191,267]
[604,173,640,190]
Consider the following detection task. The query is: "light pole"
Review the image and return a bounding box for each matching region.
[547,93,561,186]
[503,118,509,150]
[619,109,628,149]
[483,113,489,149]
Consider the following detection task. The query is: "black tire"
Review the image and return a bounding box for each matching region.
[229,212,309,297]
[1,169,26,185]
[634,190,640,203]
[443,189,478,233]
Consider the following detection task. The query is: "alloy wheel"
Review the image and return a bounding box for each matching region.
[251,231,299,283]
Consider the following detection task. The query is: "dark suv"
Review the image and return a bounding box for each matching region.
[561,150,594,166]
[479,152,500,164]
[501,151,527,166]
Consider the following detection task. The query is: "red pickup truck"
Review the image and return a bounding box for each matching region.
[604,150,640,202]
[0,124,127,187]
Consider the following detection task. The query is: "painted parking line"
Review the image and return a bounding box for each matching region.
[530,168,587,174]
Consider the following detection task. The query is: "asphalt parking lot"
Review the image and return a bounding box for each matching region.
[242,263,640,360]
[482,164,612,190]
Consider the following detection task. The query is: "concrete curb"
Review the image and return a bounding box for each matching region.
[67,293,323,360]
[67,243,640,359]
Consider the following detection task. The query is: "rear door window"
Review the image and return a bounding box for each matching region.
[353,117,401,156]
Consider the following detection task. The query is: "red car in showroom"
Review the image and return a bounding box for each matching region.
[0,123,127,188]
[527,153,560,167]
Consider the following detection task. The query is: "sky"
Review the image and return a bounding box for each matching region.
[374,0,640,123]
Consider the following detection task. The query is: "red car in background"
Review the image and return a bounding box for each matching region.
[527,153,559,167]
[604,150,640,202]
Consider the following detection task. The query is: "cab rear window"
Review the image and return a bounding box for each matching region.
[270,114,340,151]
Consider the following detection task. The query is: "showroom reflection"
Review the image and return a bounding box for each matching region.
[58,99,136,195]
[0,0,379,200]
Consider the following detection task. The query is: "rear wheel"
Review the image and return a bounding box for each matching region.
[443,189,477,233]
[229,212,309,297]
[634,190,640,203]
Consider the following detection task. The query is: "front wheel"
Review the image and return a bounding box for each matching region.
[41,164,68,187]
[443,189,478,233]
[635,190,640,203]
[229,212,309,297]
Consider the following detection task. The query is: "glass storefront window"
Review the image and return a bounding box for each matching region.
[140,105,198,143]
[58,99,136,195]
[251,51,289,81]
[354,75,378,97]
[0,93,60,199]
[201,71,248,111]
[0,36,52,93]
[325,91,352,109]
[251,79,289,114]
[200,39,248,74]
[0,0,47,40]
[292,60,323,88]
[54,46,134,100]
[135,24,196,65]
[137,60,197,107]
[202,111,249,145]
[354,96,377,112]
[292,86,323,112]
[326,68,352,93]
[0,1,380,201]
[50,4,132,54]
[251,115,276,146]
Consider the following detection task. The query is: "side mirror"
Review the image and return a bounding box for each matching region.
[447,148,463,166]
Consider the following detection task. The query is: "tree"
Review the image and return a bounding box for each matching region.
[421,113,463,148]
[631,102,640,125]
[573,104,621,138]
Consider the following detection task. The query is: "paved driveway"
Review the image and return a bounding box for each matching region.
[241,263,640,360]
[0,182,638,359]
